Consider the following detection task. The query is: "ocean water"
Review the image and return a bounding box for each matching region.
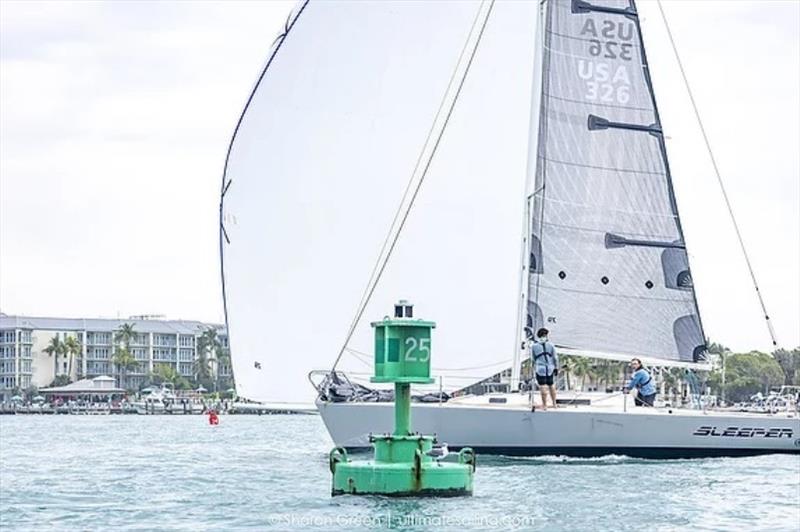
[1,415,798,531]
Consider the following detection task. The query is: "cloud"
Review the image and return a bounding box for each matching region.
[1,0,295,322]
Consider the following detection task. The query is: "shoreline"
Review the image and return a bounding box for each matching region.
[0,404,316,416]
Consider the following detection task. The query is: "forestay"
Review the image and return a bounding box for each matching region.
[526,0,707,364]
[221,1,538,403]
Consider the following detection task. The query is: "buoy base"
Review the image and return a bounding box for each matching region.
[331,460,473,496]
[329,441,475,497]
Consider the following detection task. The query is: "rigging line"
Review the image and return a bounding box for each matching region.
[343,350,372,369]
[331,0,497,371]
[656,0,778,347]
[332,1,488,370]
[344,347,370,359]
[343,348,377,369]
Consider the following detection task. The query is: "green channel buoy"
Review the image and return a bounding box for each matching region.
[330,300,475,497]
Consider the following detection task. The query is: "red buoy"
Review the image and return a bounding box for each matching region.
[208,410,219,425]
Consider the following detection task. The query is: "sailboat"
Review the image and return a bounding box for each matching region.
[220,0,799,457]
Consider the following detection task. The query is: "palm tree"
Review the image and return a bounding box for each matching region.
[63,336,82,379]
[597,360,624,391]
[708,341,732,402]
[570,357,592,391]
[215,347,232,391]
[559,356,573,390]
[43,336,65,380]
[112,347,139,389]
[196,327,221,386]
[661,367,684,404]
[112,323,140,388]
[193,348,213,385]
[114,323,136,350]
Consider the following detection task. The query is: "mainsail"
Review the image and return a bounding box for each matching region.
[526,0,707,364]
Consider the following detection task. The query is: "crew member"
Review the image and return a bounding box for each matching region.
[531,327,558,410]
[624,358,657,407]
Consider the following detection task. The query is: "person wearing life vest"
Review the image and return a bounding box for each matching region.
[531,327,559,410]
[624,358,657,407]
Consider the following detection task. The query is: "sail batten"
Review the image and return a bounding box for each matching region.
[526,0,707,364]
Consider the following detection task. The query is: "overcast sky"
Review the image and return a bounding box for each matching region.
[1,0,798,353]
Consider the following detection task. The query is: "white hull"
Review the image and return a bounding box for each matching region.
[130,401,165,415]
[317,394,800,458]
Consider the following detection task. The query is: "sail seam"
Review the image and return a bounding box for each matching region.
[542,221,679,240]
[543,43,607,62]
[536,195,679,219]
[545,92,651,112]
[538,284,695,304]
[545,28,641,48]
[539,155,665,176]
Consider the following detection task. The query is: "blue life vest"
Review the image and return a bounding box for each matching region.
[628,368,656,396]
[531,341,557,377]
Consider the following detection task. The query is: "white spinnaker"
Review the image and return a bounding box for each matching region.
[222,1,537,403]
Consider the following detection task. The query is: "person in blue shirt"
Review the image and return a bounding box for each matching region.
[531,327,558,410]
[624,358,657,407]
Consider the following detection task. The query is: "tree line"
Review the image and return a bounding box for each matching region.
[555,343,799,404]
[41,323,233,394]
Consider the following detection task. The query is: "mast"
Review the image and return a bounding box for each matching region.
[511,0,548,391]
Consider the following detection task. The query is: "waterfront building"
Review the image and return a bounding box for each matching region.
[38,376,127,401]
[0,314,229,401]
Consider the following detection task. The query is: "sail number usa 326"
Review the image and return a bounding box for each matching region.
[578,18,635,105]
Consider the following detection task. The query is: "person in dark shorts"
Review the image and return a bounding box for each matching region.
[531,328,559,410]
[624,358,657,407]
